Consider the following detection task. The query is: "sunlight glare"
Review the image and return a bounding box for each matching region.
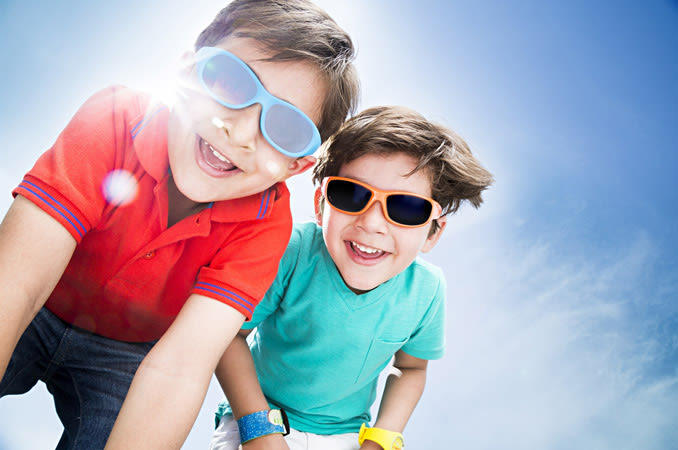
[101,169,138,206]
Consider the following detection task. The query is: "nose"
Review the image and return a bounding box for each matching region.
[226,103,262,152]
[355,200,389,234]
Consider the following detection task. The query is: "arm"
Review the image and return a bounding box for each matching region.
[104,294,246,450]
[215,329,290,450]
[0,195,76,377]
[360,350,428,450]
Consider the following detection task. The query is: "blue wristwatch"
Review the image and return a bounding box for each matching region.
[237,408,290,444]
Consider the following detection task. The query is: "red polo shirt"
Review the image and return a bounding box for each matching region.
[13,85,292,342]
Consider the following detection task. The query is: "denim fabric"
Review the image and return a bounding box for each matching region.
[0,307,156,450]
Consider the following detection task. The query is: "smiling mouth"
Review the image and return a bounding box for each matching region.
[349,241,387,259]
[198,136,238,172]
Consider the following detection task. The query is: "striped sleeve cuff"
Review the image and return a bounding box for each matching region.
[192,281,258,319]
[13,178,89,242]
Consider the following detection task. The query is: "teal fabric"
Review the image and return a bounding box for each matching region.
[220,222,446,434]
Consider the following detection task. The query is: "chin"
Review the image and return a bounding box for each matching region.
[174,179,212,204]
[345,278,381,294]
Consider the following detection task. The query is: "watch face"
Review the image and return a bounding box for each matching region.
[393,436,404,450]
[268,409,283,426]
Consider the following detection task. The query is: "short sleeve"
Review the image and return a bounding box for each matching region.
[13,86,143,242]
[240,224,304,329]
[193,190,293,320]
[401,274,447,360]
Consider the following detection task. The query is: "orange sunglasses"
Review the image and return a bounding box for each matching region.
[321,176,442,228]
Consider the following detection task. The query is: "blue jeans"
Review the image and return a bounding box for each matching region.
[0,307,156,450]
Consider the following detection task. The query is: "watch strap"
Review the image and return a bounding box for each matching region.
[358,423,405,450]
[237,408,290,444]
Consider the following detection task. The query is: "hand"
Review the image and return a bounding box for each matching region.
[242,433,290,450]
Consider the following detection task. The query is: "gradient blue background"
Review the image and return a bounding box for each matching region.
[0,1,676,448]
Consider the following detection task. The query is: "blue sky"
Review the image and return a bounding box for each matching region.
[0,1,676,449]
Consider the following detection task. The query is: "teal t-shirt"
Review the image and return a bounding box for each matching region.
[218,222,446,434]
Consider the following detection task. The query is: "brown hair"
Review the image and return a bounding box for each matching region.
[312,106,494,233]
[195,0,359,141]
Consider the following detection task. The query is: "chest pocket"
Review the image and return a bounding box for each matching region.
[355,336,408,384]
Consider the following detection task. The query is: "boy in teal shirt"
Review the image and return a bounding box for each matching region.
[211,106,493,450]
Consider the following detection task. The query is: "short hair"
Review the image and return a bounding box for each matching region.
[195,0,359,141]
[312,106,494,233]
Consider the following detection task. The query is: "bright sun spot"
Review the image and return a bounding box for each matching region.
[101,169,138,206]
[265,160,283,178]
[212,116,225,129]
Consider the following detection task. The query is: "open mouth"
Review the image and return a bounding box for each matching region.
[348,241,388,263]
[195,136,242,177]
[199,136,237,170]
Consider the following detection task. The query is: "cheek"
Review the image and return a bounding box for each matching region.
[264,160,285,178]
[321,209,348,242]
[257,151,293,180]
[167,117,189,160]
[181,95,229,134]
[394,228,430,256]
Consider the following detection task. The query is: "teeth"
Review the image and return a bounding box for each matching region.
[207,142,230,163]
[353,242,381,254]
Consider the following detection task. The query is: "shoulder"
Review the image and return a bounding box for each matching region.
[63,85,162,146]
[79,85,155,117]
[282,222,322,263]
[270,222,323,280]
[403,257,445,289]
[386,257,447,307]
[289,221,322,249]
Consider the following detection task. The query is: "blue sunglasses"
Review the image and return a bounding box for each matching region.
[195,47,322,158]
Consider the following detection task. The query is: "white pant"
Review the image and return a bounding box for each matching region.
[210,414,359,450]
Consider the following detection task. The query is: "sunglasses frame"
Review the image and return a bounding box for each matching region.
[321,176,443,228]
[195,46,321,158]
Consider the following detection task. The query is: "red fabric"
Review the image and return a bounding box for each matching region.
[13,86,292,342]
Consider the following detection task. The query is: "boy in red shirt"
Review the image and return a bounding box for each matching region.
[0,1,358,449]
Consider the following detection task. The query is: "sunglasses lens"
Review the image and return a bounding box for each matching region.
[387,195,432,226]
[201,51,318,156]
[327,179,372,213]
[264,104,315,155]
[202,54,257,105]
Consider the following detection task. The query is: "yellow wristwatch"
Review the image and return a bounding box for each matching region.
[358,423,404,450]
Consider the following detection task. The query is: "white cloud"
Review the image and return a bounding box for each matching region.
[408,226,678,449]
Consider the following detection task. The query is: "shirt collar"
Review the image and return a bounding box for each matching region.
[131,102,170,183]
[209,182,290,222]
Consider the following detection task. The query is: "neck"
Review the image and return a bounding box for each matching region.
[167,175,206,227]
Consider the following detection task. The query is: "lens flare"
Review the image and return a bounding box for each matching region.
[265,160,284,178]
[211,116,225,129]
[102,170,138,206]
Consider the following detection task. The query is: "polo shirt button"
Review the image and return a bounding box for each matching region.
[143,251,155,259]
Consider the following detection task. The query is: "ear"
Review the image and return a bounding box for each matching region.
[313,187,324,226]
[421,216,448,253]
[282,156,316,180]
